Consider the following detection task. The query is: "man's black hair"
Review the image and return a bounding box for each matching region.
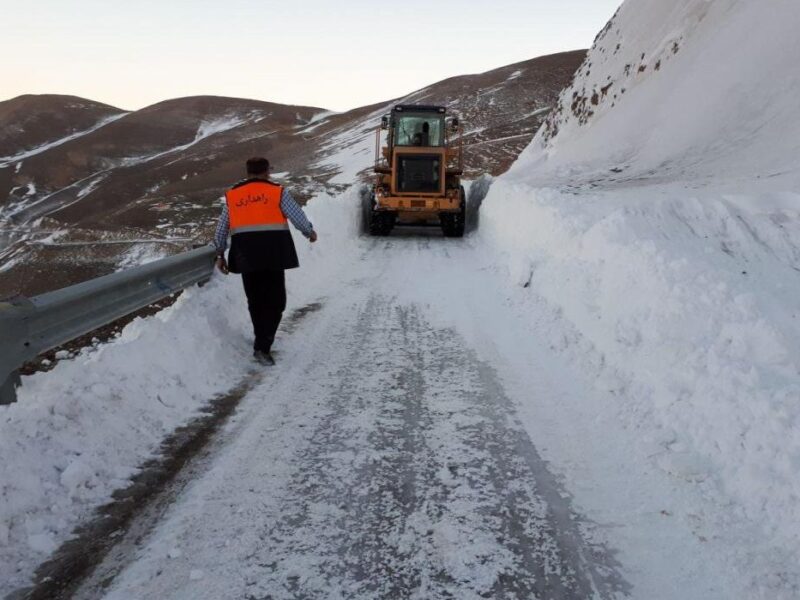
[246,157,269,176]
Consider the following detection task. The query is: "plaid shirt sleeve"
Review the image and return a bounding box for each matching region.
[213,202,230,254]
[280,188,315,238]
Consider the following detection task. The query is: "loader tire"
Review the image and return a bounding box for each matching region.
[441,187,466,237]
[365,190,390,236]
[369,208,393,236]
[361,188,375,234]
[369,213,384,236]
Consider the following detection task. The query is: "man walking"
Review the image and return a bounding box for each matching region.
[214,157,317,365]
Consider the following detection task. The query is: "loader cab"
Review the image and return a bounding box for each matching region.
[383,106,448,194]
[390,105,446,148]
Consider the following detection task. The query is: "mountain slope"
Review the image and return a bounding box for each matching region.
[0,50,585,298]
[3,96,324,224]
[512,0,800,190]
[309,50,587,183]
[0,95,124,161]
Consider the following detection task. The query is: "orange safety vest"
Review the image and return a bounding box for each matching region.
[225,180,288,235]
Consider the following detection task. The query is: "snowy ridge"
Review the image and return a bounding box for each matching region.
[518,0,800,189]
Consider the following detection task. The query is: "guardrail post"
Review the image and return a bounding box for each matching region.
[0,298,35,406]
[0,370,21,405]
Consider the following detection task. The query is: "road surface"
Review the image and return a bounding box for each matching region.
[55,231,626,599]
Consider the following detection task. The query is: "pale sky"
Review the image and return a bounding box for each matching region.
[1,0,620,112]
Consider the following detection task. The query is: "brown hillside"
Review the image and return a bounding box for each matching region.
[0,94,124,158]
[0,51,585,298]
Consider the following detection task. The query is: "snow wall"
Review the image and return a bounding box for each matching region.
[479,0,800,564]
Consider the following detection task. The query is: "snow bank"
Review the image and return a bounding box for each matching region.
[479,180,800,581]
[0,190,361,592]
[475,0,800,582]
[517,0,800,189]
[0,280,251,589]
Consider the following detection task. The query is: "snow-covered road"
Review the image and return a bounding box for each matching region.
[16,225,766,600]
[64,234,622,599]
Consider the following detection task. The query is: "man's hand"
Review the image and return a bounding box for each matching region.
[308,230,318,243]
[215,256,229,275]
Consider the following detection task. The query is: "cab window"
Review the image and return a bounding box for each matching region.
[394,115,444,147]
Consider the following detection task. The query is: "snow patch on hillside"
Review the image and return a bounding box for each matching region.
[0,113,129,168]
[311,105,388,185]
[296,110,338,134]
[122,114,252,167]
[314,124,378,185]
[115,244,168,270]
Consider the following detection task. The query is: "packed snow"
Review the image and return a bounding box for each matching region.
[89,236,631,600]
[3,180,799,598]
[478,182,800,597]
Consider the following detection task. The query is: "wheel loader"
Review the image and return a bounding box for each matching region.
[366,105,465,237]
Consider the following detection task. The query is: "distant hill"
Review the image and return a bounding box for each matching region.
[0,94,124,159]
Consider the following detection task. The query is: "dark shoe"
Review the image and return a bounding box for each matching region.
[253,350,275,366]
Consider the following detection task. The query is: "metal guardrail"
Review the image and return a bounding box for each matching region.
[0,245,217,405]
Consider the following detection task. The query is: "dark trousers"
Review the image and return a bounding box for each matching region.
[241,269,286,353]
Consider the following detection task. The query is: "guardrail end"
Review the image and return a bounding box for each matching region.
[0,370,20,406]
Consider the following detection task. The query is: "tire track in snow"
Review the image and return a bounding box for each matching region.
[237,295,625,599]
